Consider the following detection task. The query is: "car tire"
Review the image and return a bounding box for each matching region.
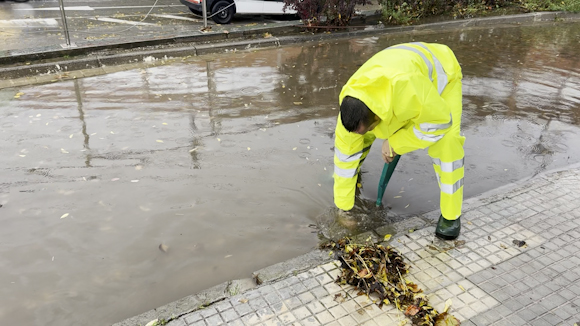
[188,7,203,16]
[211,0,234,24]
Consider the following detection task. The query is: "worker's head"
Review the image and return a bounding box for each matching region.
[340,96,380,135]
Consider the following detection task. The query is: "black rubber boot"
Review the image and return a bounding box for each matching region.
[435,215,461,240]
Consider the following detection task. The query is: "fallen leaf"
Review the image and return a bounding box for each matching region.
[394,196,402,198]
[145,319,158,326]
[162,123,168,125]
[293,102,303,105]
[110,131,115,134]
[159,243,169,253]
[239,298,248,303]
[247,147,251,151]
[512,240,526,247]
[383,234,392,241]
[434,311,461,326]
[156,140,164,143]
[19,155,26,157]
[61,148,69,154]
[405,204,410,208]
[404,304,420,316]
[458,284,466,291]
[217,138,221,142]
[454,240,466,247]
[443,298,452,313]
[189,147,198,153]
[69,134,73,138]
[333,293,345,303]
[135,165,143,170]
[224,255,232,258]
[131,180,139,183]
[292,147,297,150]
[406,282,422,293]
[60,213,69,219]
[318,184,321,187]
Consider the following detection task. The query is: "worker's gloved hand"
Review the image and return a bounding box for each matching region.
[381,139,397,163]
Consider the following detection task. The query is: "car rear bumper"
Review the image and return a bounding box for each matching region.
[180,0,203,11]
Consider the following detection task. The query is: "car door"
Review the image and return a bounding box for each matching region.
[261,0,286,14]
[233,0,264,14]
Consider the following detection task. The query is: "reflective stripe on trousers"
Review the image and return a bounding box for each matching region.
[427,78,465,220]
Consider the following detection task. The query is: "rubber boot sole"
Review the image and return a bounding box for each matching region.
[435,231,459,241]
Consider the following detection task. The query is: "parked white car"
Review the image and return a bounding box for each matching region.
[180,0,297,24]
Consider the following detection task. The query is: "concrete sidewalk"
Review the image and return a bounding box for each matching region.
[122,165,580,326]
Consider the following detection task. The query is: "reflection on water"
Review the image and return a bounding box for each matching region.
[2,21,580,326]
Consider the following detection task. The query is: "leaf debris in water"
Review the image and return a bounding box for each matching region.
[323,238,460,325]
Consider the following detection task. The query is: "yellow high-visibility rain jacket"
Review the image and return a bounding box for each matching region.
[334,42,465,219]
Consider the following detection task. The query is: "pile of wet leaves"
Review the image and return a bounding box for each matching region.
[323,238,460,326]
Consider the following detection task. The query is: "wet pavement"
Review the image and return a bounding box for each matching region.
[0,0,302,52]
[155,165,580,326]
[2,18,580,326]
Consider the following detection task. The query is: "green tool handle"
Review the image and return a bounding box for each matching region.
[376,155,401,207]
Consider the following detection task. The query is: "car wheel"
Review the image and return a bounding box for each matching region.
[211,0,234,24]
[188,7,202,16]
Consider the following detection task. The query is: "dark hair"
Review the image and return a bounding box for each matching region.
[340,96,374,132]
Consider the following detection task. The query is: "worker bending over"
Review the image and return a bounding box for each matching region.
[333,42,465,240]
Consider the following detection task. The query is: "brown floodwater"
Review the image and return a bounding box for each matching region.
[1,21,580,326]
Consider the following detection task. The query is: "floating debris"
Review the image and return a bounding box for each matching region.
[323,238,460,325]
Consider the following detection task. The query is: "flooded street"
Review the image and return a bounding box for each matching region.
[2,21,580,325]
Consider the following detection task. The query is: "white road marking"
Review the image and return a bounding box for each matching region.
[14,6,94,11]
[0,18,59,27]
[91,5,184,10]
[150,14,200,22]
[14,5,183,11]
[91,17,157,26]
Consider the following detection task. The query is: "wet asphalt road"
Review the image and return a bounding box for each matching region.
[0,0,299,52]
[2,20,580,326]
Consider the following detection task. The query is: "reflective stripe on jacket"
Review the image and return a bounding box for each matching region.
[333,42,463,211]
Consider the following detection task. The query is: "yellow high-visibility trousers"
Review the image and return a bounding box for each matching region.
[427,77,465,220]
